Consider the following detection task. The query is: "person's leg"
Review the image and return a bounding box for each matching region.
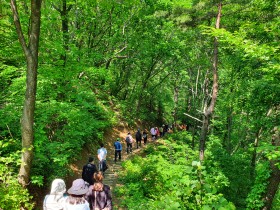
[126,143,129,154]
[114,150,117,162]
[118,150,121,160]
[129,143,132,153]
[99,161,103,171]
[101,160,106,177]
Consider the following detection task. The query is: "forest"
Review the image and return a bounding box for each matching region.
[0,0,279,209]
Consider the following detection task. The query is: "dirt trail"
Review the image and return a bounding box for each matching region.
[65,123,150,209]
[65,124,136,185]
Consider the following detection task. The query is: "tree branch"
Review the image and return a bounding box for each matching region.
[184,113,203,123]
[10,0,29,57]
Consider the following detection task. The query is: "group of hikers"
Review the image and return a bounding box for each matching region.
[114,125,171,161]
[43,144,111,210]
[43,125,173,210]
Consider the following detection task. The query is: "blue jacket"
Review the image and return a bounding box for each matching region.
[114,141,122,151]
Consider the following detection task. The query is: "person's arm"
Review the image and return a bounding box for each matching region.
[85,186,92,209]
[82,165,86,180]
[104,186,113,210]
[43,195,48,210]
[104,149,107,159]
[97,149,102,161]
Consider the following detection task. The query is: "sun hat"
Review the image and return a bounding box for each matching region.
[67,179,89,195]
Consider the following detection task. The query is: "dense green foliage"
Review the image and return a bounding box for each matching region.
[115,133,236,209]
[0,147,34,209]
[0,0,279,209]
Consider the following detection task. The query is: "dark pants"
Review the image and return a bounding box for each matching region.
[136,139,141,148]
[115,150,121,162]
[143,137,147,145]
[99,160,107,173]
[126,143,132,153]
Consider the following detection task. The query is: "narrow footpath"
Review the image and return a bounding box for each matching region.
[103,145,145,209]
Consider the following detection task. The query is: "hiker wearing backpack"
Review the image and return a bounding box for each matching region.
[97,143,108,174]
[82,157,98,185]
[125,132,133,154]
[135,128,142,149]
[150,127,156,140]
[142,130,148,145]
[85,172,112,210]
[114,138,122,163]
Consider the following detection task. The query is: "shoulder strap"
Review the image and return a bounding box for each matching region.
[94,191,97,209]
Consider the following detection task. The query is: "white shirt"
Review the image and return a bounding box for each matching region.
[97,147,107,161]
[44,194,67,210]
[65,202,90,210]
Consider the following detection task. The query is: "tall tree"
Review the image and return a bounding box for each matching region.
[10,0,42,186]
[199,2,222,161]
[52,0,72,66]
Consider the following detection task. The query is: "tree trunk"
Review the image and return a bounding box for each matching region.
[10,0,42,187]
[262,126,280,210]
[53,0,72,66]
[250,127,262,178]
[199,2,221,161]
[173,85,179,131]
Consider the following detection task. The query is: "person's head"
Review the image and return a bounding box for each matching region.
[116,138,120,141]
[93,172,104,191]
[50,178,66,195]
[100,143,104,147]
[128,132,130,135]
[67,179,89,196]
[88,156,94,163]
[94,171,104,183]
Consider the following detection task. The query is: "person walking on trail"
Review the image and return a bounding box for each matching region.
[85,171,112,210]
[135,128,142,149]
[142,130,148,145]
[82,157,98,185]
[66,179,90,210]
[114,138,122,163]
[150,127,156,140]
[159,126,163,137]
[43,178,68,210]
[97,143,107,174]
[125,132,133,154]
[155,127,160,139]
[163,124,168,136]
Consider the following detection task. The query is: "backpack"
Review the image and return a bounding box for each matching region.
[82,164,96,184]
[126,136,131,143]
[136,131,141,140]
